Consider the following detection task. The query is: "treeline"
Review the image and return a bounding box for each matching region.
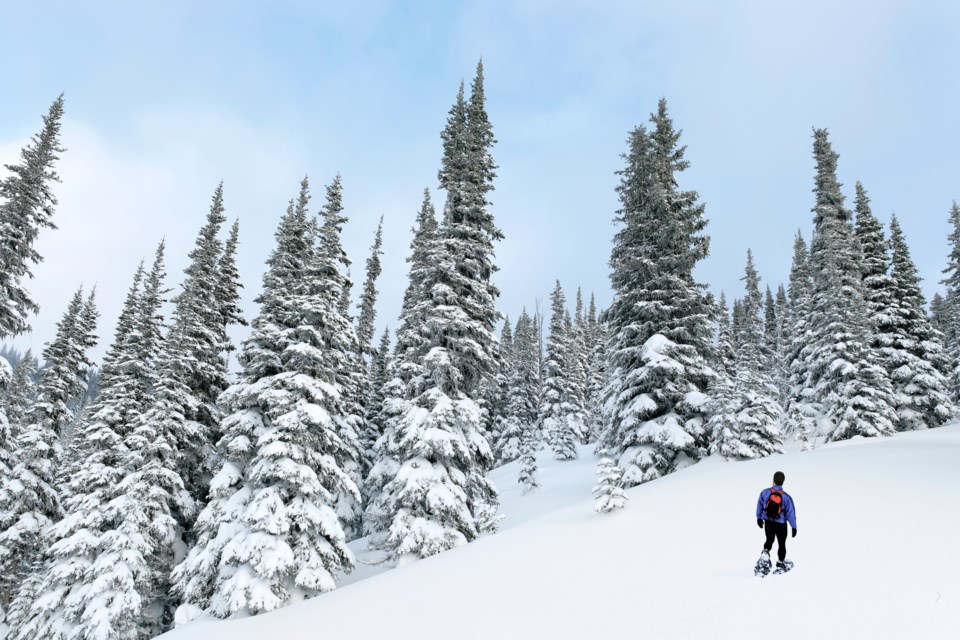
[0,67,957,640]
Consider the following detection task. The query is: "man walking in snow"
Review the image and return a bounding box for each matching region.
[754,471,797,575]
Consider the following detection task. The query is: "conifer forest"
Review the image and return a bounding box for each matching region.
[1,57,958,639]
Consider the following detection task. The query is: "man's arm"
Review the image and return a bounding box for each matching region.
[756,491,766,519]
[786,495,797,529]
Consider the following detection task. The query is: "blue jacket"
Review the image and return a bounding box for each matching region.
[756,485,797,529]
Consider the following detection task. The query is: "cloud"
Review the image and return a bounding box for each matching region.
[0,107,312,362]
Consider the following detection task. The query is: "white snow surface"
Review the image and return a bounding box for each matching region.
[162,425,960,640]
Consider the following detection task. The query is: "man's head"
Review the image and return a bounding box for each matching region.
[773,471,785,486]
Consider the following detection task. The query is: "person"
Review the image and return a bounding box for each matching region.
[756,471,797,571]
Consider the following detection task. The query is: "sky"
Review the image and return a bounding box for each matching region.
[2,0,960,362]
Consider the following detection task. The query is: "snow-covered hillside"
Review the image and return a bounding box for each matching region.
[162,427,960,640]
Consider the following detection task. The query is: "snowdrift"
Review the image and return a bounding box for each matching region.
[162,426,960,640]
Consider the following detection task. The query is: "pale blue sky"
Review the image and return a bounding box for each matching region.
[3,1,959,358]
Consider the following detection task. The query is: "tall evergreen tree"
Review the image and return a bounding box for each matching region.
[803,130,896,441]
[601,101,714,486]
[540,281,575,460]
[173,177,358,618]
[399,189,439,321]
[3,350,37,438]
[567,289,590,444]
[356,217,384,358]
[940,201,960,400]
[706,294,738,456]
[854,182,896,350]
[585,295,607,442]
[763,286,777,355]
[0,96,65,338]
[316,178,366,540]
[774,283,791,399]
[354,218,384,475]
[782,231,816,444]
[360,326,392,469]
[929,293,950,337]
[438,61,503,396]
[714,293,735,376]
[8,245,168,640]
[149,184,238,512]
[730,299,746,350]
[0,285,98,619]
[364,64,501,562]
[366,191,437,513]
[721,251,782,459]
[882,215,954,428]
[217,219,246,362]
[487,316,513,463]
[495,310,540,465]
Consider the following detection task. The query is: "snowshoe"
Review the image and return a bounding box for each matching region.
[754,550,772,577]
[772,560,794,575]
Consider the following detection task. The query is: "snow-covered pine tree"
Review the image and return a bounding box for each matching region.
[355,217,384,474]
[763,286,777,355]
[487,316,513,463]
[719,251,782,459]
[0,96,65,339]
[0,285,98,619]
[172,177,358,618]
[3,351,37,440]
[217,218,247,364]
[398,189,439,323]
[362,226,502,560]
[566,289,590,444]
[365,190,437,515]
[172,187,309,619]
[803,130,897,441]
[730,299,745,351]
[584,294,603,439]
[364,64,501,562]
[444,61,503,397]
[854,182,896,349]
[533,304,545,393]
[360,326,392,469]
[930,293,950,337]
[356,216,384,359]
[601,100,715,487]
[110,322,198,635]
[714,293,735,376]
[390,190,437,386]
[593,455,628,513]
[62,291,99,449]
[0,351,35,500]
[517,425,540,495]
[540,281,576,460]
[145,184,241,514]
[882,215,954,428]
[774,284,791,399]
[940,201,960,400]
[8,244,169,640]
[782,231,817,445]
[495,310,539,465]
[706,294,739,455]
[585,293,598,366]
[316,177,367,540]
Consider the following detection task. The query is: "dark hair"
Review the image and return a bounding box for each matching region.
[773,471,785,485]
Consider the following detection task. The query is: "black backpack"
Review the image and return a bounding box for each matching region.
[764,488,785,519]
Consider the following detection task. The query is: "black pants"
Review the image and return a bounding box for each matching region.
[763,520,788,562]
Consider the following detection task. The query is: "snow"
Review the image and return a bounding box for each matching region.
[161,426,960,640]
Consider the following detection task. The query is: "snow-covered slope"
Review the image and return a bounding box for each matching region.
[163,426,960,640]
